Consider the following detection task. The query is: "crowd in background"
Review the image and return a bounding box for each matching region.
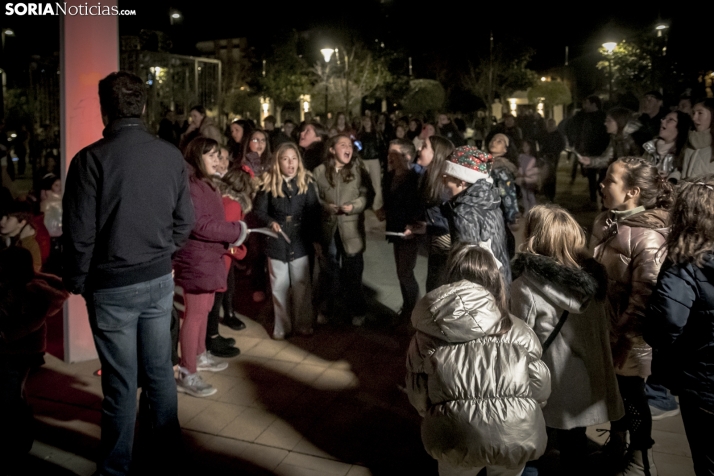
[2,74,714,476]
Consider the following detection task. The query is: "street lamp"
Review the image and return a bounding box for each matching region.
[169,9,182,25]
[320,48,334,119]
[602,42,617,102]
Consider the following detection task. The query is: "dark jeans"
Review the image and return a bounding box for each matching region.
[554,426,587,470]
[646,374,678,411]
[319,232,366,317]
[86,273,180,476]
[680,394,714,475]
[541,154,560,202]
[611,375,653,450]
[393,238,419,317]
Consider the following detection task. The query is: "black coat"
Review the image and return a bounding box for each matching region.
[644,255,714,410]
[253,179,320,262]
[383,169,421,241]
[441,179,511,284]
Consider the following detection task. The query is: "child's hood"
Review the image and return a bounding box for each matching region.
[511,253,607,314]
[411,280,503,342]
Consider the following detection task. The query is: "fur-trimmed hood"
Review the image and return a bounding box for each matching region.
[511,253,607,313]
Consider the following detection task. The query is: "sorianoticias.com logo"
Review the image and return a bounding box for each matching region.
[5,3,137,15]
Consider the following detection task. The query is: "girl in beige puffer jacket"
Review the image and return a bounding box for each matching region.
[591,156,673,475]
[406,243,550,476]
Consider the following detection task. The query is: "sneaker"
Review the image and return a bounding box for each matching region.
[616,448,657,476]
[649,405,680,421]
[211,334,236,347]
[207,337,240,358]
[176,371,216,398]
[197,351,228,372]
[352,315,366,327]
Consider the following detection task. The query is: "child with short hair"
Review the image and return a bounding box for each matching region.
[254,143,320,339]
[406,242,550,476]
[510,204,623,473]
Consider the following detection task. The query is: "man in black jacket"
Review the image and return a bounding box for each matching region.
[63,71,194,476]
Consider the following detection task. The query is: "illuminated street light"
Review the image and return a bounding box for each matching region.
[320,48,335,63]
[3,29,14,36]
[602,42,617,54]
[169,9,182,25]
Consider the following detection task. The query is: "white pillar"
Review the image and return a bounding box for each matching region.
[60,1,119,362]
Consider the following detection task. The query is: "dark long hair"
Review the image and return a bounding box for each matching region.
[670,110,694,157]
[445,243,512,336]
[241,129,272,166]
[666,175,714,266]
[324,133,358,187]
[184,136,219,187]
[424,135,454,204]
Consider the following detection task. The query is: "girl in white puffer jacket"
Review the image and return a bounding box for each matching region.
[406,242,551,476]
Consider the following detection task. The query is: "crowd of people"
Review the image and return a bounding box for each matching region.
[1,70,714,476]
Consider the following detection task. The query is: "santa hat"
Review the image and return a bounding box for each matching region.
[443,146,493,184]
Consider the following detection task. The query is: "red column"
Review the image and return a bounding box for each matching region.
[60,2,119,362]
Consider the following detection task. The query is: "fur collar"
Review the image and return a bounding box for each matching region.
[511,253,607,300]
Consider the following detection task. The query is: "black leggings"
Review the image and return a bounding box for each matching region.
[206,264,236,339]
[611,375,653,450]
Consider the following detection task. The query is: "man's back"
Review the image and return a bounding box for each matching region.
[63,118,193,294]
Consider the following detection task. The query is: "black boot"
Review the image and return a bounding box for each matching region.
[206,336,240,358]
[223,313,246,331]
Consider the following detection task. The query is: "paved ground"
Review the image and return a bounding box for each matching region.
[14,157,696,475]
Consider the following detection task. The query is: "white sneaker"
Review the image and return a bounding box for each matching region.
[197,351,228,372]
[649,405,680,421]
[176,370,216,398]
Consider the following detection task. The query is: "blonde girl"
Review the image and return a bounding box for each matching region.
[253,143,320,339]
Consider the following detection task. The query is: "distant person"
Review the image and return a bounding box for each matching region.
[63,71,194,475]
[634,90,666,148]
[1,204,42,272]
[437,113,465,147]
[486,113,523,152]
[678,95,693,117]
[298,120,328,171]
[413,122,436,153]
[357,115,386,211]
[565,95,609,187]
[539,118,566,201]
[671,98,714,182]
[157,109,179,146]
[642,110,692,177]
[228,119,253,162]
[263,115,291,150]
[179,105,223,151]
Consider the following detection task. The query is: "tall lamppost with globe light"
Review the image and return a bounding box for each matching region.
[602,41,617,102]
[320,48,334,120]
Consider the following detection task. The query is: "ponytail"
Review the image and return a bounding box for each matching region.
[617,156,673,210]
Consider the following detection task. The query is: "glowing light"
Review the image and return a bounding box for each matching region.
[171,12,181,19]
[320,48,335,63]
[655,24,667,30]
[541,77,546,82]
[603,42,617,54]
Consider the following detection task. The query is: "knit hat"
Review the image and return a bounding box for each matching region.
[443,146,493,184]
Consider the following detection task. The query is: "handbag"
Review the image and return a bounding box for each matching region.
[542,310,570,352]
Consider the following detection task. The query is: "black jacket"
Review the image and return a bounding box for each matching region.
[302,141,326,172]
[253,179,320,262]
[62,118,194,294]
[383,169,421,241]
[644,255,714,410]
[441,179,511,284]
[565,110,609,157]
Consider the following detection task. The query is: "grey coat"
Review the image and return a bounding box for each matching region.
[510,253,624,430]
[407,280,550,469]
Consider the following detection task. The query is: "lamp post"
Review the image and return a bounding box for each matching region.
[320,48,334,120]
[602,42,617,102]
[169,9,181,25]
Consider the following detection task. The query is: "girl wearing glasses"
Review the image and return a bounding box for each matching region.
[643,111,693,177]
[241,129,272,176]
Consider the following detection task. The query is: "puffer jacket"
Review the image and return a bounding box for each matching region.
[510,253,624,429]
[644,254,714,411]
[643,139,677,176]
[313,160,374,255]
[586,121,642,170]
[590,207,669,377]
[406,280,550,469]
[441,179,511,283]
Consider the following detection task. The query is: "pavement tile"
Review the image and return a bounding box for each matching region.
[183,401,246,434]
[218,407,278,442]
[280,452,352,475]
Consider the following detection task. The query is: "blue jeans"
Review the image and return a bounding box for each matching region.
[86,273,179,476]
[646,375,679,411]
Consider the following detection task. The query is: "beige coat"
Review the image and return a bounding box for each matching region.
[590,208,669,378]
[510,253,624,430]
[313,160,374,255]
[406,280,550,469]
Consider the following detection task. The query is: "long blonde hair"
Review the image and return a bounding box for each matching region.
[259,142,311,197]
[521,204,589,269]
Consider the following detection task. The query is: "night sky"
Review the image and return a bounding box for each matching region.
[0,0,707,98]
